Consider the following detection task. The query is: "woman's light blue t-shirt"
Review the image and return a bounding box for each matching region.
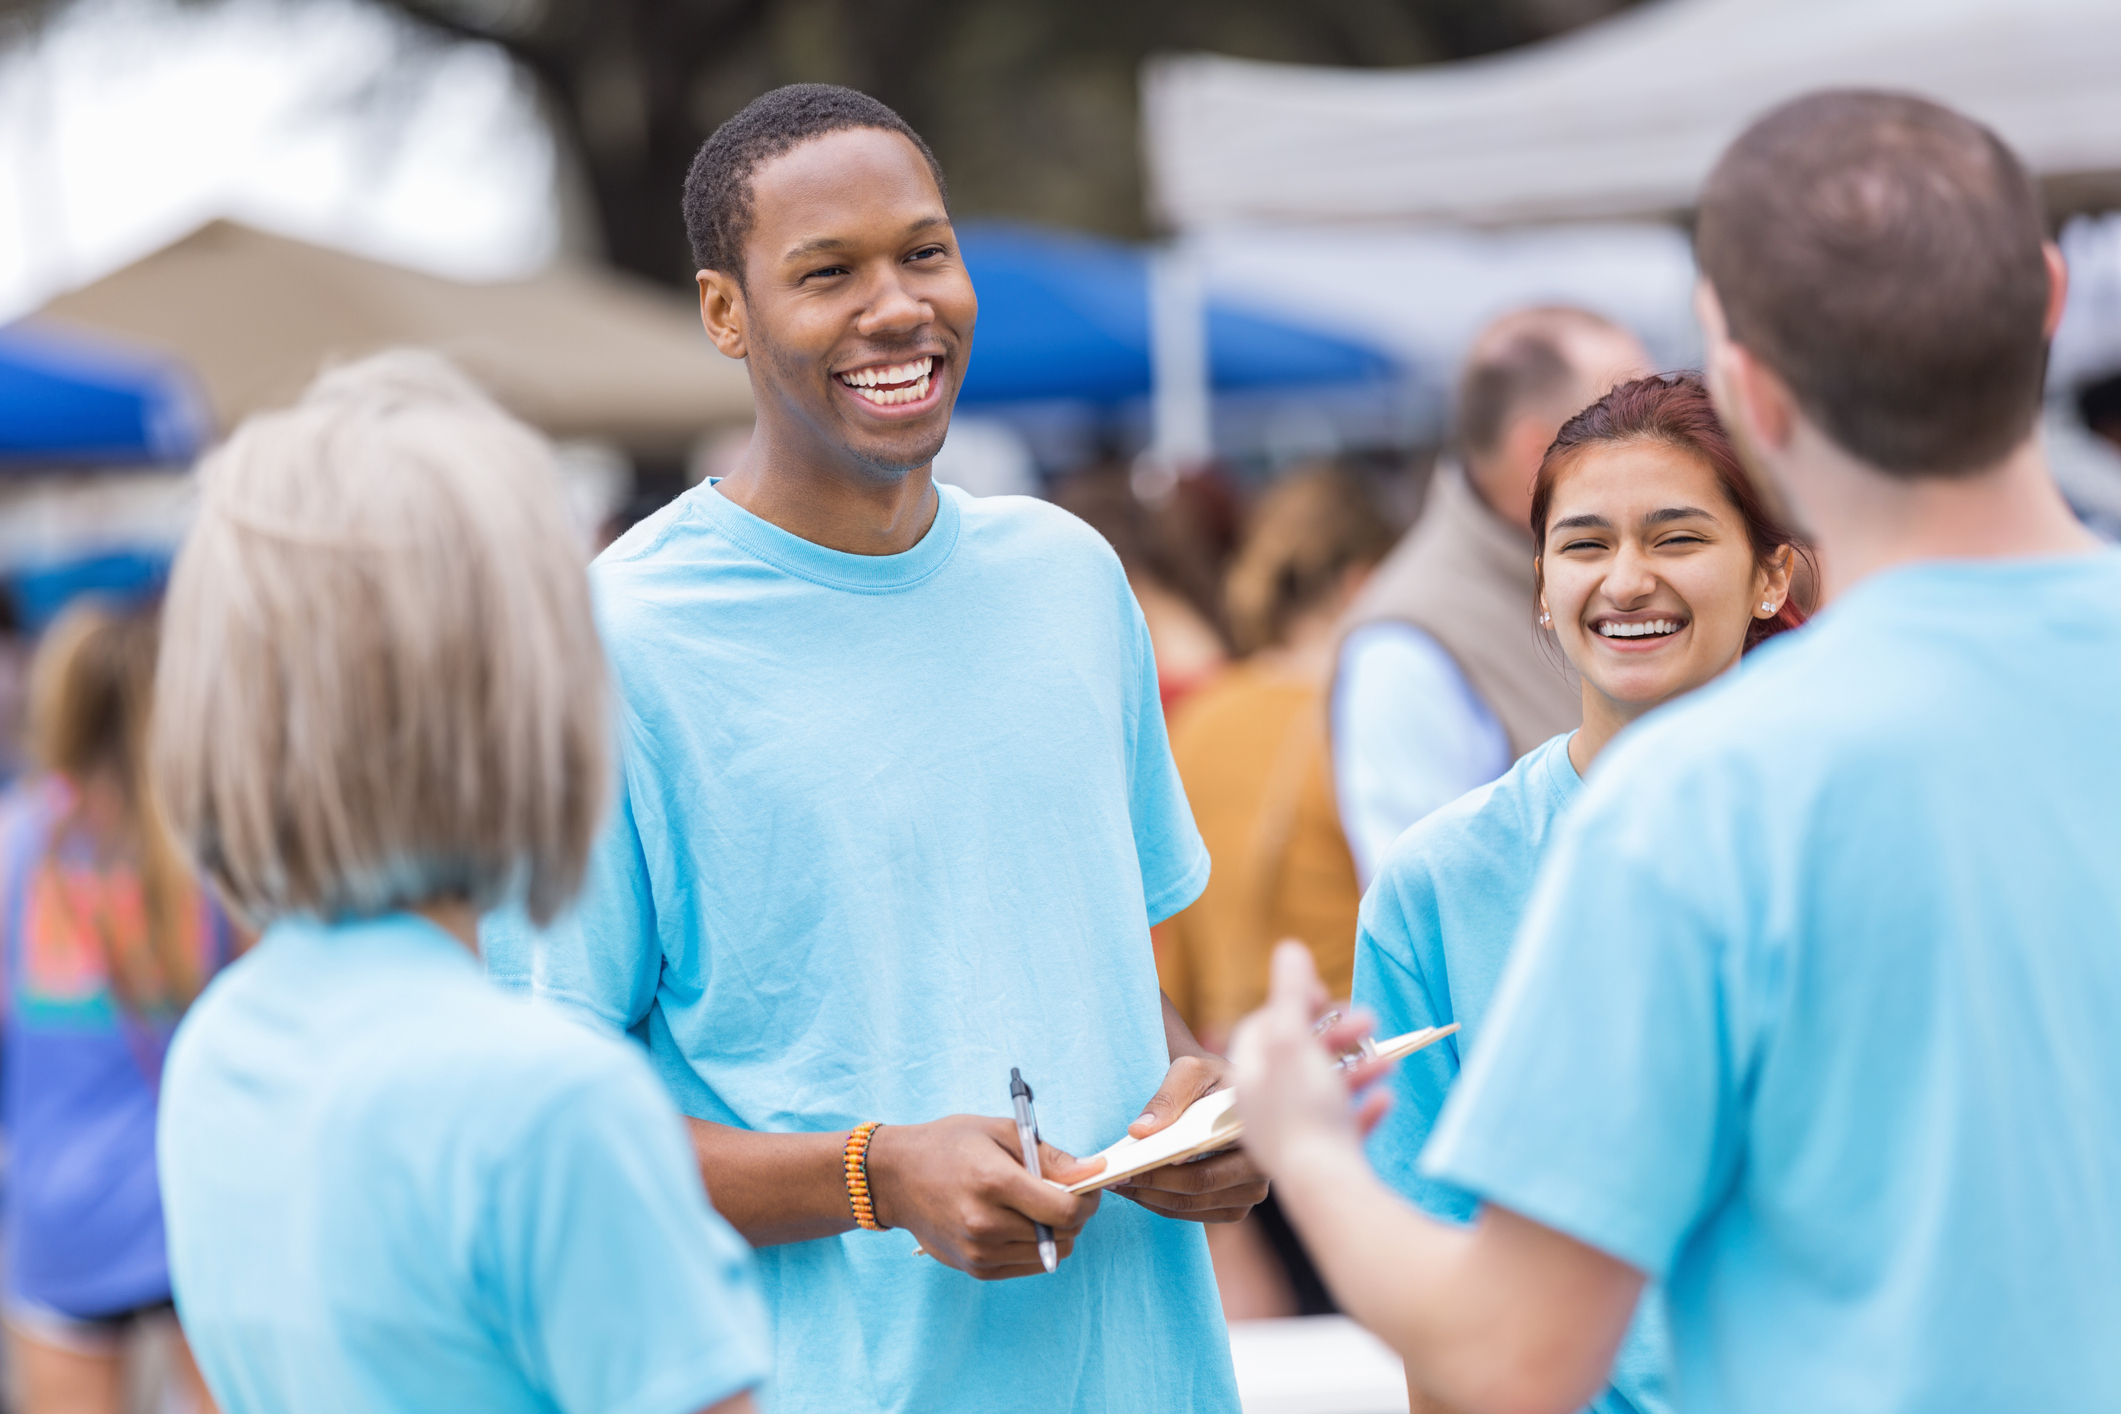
[158,914,770,1414]
[1353,733,1670,1414]
[482,483,1235,1414]
[1428,552,2121,1412]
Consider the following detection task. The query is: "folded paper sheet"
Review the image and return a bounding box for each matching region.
[1066,1024,1458,1194]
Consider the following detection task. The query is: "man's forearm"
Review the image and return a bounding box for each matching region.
[1272,1138,1477,1378]
[1161,989,1215,1063]
[686,1119,855,1247]
[1271,1138,1638,1414]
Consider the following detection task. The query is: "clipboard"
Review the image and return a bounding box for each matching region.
[1066,1024,1458,1194]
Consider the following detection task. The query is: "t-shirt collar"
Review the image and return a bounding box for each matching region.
[698,478,962,593]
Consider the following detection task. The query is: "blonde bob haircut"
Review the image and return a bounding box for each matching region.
[151,351,608,929]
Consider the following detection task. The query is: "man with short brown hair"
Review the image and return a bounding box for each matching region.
[1231,89,2121,1414]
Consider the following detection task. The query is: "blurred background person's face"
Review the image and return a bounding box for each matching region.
[1468,322,1653,533]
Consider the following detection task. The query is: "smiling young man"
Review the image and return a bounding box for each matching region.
[1233,90,2121,1414]
[482,85,1256,1414]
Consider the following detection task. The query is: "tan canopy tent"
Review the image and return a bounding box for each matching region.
[33,220,750,459]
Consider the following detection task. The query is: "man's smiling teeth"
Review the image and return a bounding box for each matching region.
[838,357,934,405]
[1598,620,1682,639]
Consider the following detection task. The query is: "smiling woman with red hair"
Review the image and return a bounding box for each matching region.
[1348,372,1809,1414]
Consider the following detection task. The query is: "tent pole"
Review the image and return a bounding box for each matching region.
[1146,239,1211,488]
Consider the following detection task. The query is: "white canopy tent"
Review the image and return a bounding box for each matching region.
[1137,0,2121,473]
[1188,221,1701,439]
[1143,0,2121,231]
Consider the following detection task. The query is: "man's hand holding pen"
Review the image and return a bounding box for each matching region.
[863,1116,1102,1280]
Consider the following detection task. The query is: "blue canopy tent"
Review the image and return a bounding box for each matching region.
[0,322,207,630]
[0,319,207,467]
[953,224,1394,405]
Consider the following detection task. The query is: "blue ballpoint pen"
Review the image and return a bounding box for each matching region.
[1009,1068,1058,1274]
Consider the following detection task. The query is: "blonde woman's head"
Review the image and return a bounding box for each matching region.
[151,351,608,929]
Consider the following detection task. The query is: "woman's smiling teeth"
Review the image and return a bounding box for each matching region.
[1598,619,1684,639]
[837,357,933,406]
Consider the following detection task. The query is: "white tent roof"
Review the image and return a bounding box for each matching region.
[1144,0,2121,230]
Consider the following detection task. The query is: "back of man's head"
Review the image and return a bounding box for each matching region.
[1455,307,1646,471]
[1698,90,2050,478]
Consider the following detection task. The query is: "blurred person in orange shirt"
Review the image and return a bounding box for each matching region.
[1,601,229,1414]
[1157,464,1394,1318]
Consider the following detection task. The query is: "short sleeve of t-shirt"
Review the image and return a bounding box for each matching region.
[1122,590,1211,926]
[1421,752,1748,1280]
[481,755,660,1035]
[486,1054,771,1414]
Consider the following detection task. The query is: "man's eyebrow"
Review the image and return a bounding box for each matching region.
[781,235,849,261]
[1644,506,1717,525]
[780,214,952,264]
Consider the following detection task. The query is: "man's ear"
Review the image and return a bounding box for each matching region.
[698,269,749,360]
[1695,278,1793,454]
[2042,241,2069,340]
[1697,277,1805,532]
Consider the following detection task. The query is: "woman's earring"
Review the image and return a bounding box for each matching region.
[1538,610,1552,627]
[1760,600,1775,614]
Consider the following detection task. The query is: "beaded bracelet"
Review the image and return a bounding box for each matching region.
[844,1121,885,1231]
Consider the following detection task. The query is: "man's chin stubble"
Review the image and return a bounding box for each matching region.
[839,426,951,482]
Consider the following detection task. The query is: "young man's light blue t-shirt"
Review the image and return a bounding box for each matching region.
[482,483,1234,1414]
[1427,553,2121,1412]
[159,914,770,1414]
[1355,732,1669,1414]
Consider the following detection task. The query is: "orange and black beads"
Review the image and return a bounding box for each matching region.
[844,1120,884,1231]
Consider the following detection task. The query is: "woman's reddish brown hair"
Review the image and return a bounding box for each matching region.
[1530,372,1815,650]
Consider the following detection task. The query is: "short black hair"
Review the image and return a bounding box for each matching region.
[682,84,948,286]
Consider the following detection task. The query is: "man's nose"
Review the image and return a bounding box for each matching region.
[858,271,931,336]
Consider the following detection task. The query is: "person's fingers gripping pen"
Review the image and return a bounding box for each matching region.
[867,1116,1100,1280]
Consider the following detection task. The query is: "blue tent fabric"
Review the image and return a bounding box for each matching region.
[0,320,207,467]
[5,550,171,634]
[954,224,1394,406]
